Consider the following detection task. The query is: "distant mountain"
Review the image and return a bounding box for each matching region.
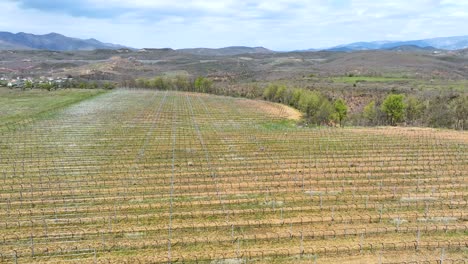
[0,32,129,51]
[453,48,468,58]
[177,46,275,56]
[329,41,393,51]
[327,36,468,51]
[385,45,439,52]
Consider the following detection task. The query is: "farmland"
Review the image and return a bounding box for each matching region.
[0,88,467,263]
[0,88,105,127]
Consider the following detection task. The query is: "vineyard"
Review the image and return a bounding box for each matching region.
[0,89,467,263]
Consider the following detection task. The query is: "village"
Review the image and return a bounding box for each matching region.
[0,75,117,90]
[0,76,73,90]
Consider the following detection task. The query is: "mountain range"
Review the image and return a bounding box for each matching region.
[0,32,127,51]
[327,35,468,51]
[0,31,467,54]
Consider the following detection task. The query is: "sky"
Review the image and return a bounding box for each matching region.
[0,0,467,50]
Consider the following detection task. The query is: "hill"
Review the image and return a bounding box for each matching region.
[1,47,468,81]
[453,48,468,57]
[328,35,468,51]
[384,45,439,52]
[0,32,129,51]
[177,46,275,56]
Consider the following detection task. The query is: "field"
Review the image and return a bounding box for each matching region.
[0,88,467,263]
[0,88,105,127]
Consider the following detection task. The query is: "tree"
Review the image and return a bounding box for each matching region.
[298,91,320,118]
[297,91,332,125]
[316,99,334,125]
[152,77,166,90]
[174,75,190,91]
[363,101,377,125]
[281,88,293,105]
[263,84,278,101]
[405,96,425,125]
[274,85,287,103]
[194,76,213,93]
[450,95,468,130]
[39,82,54,91]
[103,82,116,90]
[381,94,405,126]
[290,89,304,108]
[24,80,33,89]
[333,98,348,127]
[135,78,147,88]
[426,98,454,128]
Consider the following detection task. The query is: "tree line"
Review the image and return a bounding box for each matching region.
[264,84,466,130]
[121,76,215,94]
[21,79,116,91]
[123,75,466,130]
[360,93,467,130]
[262,84,348,126]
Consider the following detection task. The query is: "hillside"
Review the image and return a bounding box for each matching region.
[1,47,467,82]
[385,45,439,52]
[316,50,468,79]
[177,46,275,56]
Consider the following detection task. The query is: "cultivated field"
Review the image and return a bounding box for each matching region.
[0,88,104,127]
[0,89,466,263]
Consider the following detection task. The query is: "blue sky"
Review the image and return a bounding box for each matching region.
[1,0,467,50]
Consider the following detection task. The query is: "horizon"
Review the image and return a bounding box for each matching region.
[1,1,468,50]
[3,31,468,51]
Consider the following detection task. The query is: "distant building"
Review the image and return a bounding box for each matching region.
[7,80,18,87]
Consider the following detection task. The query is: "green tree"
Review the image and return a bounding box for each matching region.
[274,85,287,103]
[426,99,454,128]
[281,88,293,105]
[298,91,320,117]
[78,82,88,89]
[39,82,54,91]
[333,98,348,127]
[381,94,405,126]
[24,80,33,89]
[450,95,468,130]
[316,99,334,125]
[405,96,425,125]
[174,75,190,91]
[152,77,166,90]
[298,91,328,125]
[263,84,278,101]
[136,78,147,88]
[290,89,304,108]
[194,76,213,93]
[363,101,377,124]
[103,82,116,90]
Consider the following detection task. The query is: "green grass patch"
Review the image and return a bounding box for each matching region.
[0,88,107,126]
[259,119,297,130]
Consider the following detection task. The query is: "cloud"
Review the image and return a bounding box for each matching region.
[13,0,124,18]
[2,0,468,50]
